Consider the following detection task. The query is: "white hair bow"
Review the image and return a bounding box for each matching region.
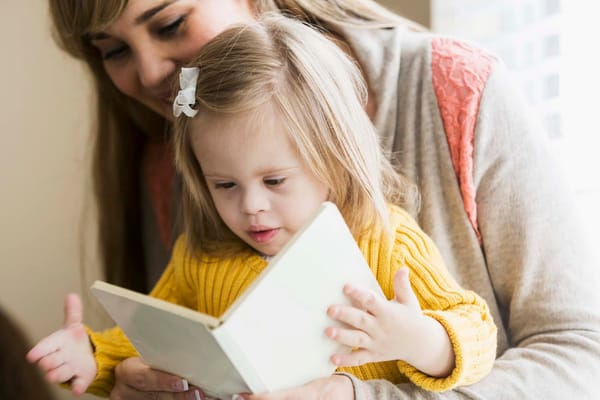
[173,67,200,117]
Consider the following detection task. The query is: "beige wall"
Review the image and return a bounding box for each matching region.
[1,1,104,399]
[377,0,431,28]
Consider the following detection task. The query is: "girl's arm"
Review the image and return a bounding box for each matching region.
[330,207,497,392]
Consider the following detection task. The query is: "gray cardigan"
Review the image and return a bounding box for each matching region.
[342,26,600,399]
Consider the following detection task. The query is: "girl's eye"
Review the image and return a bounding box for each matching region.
[215,182,236,190]
[264,177,286,186]
[157,16,185,37]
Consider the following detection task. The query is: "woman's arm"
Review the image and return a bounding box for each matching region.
[457,61,600,399]
[353,60,600,400]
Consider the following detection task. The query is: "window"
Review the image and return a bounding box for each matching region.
[544,74,560,98]
[543,34,560,58]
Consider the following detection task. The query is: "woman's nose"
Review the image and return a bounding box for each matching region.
[136,49,176,89]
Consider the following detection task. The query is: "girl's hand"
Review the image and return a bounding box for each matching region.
[111,357,206,400]
[239,374,354,400]
[326,268,454,377]
[26,293,97,395]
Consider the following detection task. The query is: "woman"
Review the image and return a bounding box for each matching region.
[47,0,600,399]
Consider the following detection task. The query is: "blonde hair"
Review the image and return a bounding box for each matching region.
[47,0,417,289]
[174,14,417,255]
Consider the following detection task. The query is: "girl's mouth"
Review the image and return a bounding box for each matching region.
[248,228,280,243]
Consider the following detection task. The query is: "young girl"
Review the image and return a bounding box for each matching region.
[28,15,496,399]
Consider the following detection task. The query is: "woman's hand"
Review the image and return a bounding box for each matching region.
[239,374,354,400]
[326,268,454,377]
[111,357,207,400]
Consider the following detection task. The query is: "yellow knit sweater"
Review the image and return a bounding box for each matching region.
[86,205,496,396]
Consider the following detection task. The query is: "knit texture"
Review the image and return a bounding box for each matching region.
[85,205,496,396]
[431,38,495,242]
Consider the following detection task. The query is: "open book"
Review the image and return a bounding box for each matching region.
[91,202,384,400]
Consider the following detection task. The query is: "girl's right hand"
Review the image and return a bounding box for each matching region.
[26,293,97,395]
[112,357,207,400]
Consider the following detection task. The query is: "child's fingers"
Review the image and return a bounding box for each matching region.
[26,330,65,363]
[45,362,75,384]
[64,293,84,327]
[37,351,65,372]
[342,284,385,316]
[393,268,419,308]
[331,348,373,367]
[71,376,91,396]
[327,304,375,332]
[325,325,372,349]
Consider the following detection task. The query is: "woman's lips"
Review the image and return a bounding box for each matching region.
[248,228,280,243]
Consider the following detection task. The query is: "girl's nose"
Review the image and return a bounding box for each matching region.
[242,187,270,215]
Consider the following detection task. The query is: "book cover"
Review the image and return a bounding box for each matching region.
[90,202,384,399]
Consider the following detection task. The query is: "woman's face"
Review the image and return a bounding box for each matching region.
[89,0,257,120]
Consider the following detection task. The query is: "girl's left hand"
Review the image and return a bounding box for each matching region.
[238,374,354,400]
[325,268,427,367]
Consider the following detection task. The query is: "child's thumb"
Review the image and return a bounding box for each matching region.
[393,268,419,307]
[63,293,84,327]
[70,376,90,396]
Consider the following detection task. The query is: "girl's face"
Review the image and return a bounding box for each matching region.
[190,107,330,256]
[89,0,256,120]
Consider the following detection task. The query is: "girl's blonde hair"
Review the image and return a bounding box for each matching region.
[174,14,417,255]
[47,0,417,289]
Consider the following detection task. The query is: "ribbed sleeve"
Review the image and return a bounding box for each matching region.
[85,326,138,396]
[339,205,496,391]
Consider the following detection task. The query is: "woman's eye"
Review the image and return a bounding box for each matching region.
[157,16,185,37]
[264,177,286,186]
[215,182,236,190]
[102,45,129,61]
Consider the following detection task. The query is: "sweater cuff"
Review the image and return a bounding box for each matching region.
[395,310,465,392]
[85,325,139,396]
[396,308,496,392]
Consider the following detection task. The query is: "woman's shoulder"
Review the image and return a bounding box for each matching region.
[353,25,496,60]
[397,29,499,79]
